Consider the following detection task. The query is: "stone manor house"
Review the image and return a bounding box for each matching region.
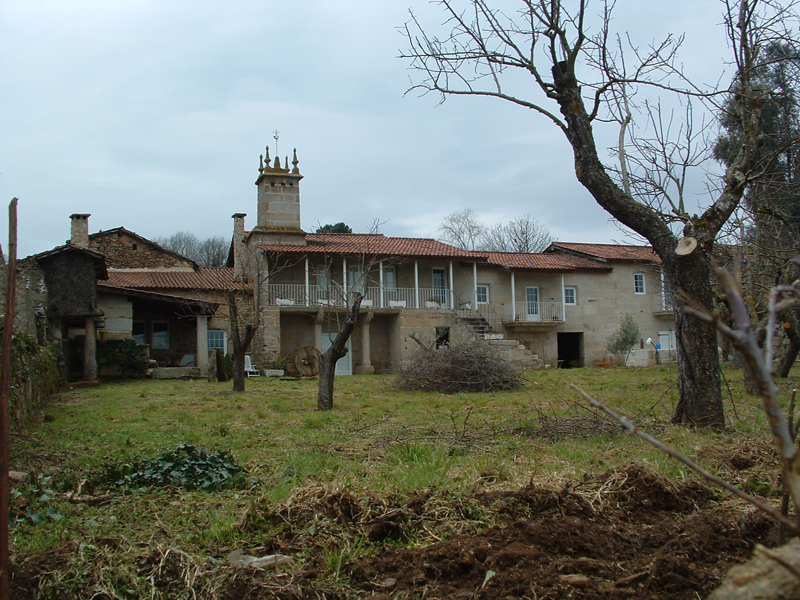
[22,149,676,380]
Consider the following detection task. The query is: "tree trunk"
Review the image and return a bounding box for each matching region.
[232,352,245,392]
[317,293,362,411]
[743,326,767,394]
[779,317,800,377]
[215,349,228,382]
[667,253,725,428]
[227,292,255,393]
[552,68,727,429]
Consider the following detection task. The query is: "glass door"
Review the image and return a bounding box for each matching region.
[526,287,540,321]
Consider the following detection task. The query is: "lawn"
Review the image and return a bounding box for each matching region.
[9,365,792,599]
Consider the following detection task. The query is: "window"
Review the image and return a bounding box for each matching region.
[435,326,450,348]
[432,268,447,303]
[132,321,146,345]
[661,272,674,311]
[152,322,169,349]
[349,267,366,295]
[383,267,396,290]
[564,287,576,305]
[476,285,489,304]
[208,329,226,354]
[315,266,330,300]
[634,273,645,294]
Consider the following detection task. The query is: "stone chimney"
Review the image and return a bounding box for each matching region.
[232,213,247,281]
[70,214,90,248]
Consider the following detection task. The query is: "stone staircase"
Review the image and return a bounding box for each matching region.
[457,309,543,370]
[485,338,543,370]
[459,312,493,336]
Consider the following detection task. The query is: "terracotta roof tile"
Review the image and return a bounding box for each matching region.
[486,252,612,271]
[105,267,244,291]
[256,234,486,259]
[548,242,660,263]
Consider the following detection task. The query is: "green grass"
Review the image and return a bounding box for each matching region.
[9,364,795,597]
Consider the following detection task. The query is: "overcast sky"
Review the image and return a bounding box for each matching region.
[1,1,731,258]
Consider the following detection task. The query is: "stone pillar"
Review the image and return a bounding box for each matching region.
[314,311,324,350]
[231,213,247,281]
[84,316,97,380]
[196,315,209,375]
[355,312,374,374]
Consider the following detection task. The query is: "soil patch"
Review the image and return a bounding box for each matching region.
[349,466,775,600]
[11,465,778,599]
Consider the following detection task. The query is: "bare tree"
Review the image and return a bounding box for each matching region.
[481,214,553,252]
[155,232,229,267]
[438,209,486,250]
[315,227,385,410]
[197,236,229,267]
[227,291,256,392]
[402,0,800,428]
[318,293,362,410]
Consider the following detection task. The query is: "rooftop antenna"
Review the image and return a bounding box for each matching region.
[273,129,280,158]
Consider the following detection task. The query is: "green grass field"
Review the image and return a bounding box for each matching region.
[9,365,793,597]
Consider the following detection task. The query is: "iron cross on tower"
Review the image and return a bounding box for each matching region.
[273,129,280,158]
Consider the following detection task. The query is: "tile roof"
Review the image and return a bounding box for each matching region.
[28,244,109,280]
[105,267,244,291]
[548,242,660,263]
[486,252,613,271]
[256,233,487,260]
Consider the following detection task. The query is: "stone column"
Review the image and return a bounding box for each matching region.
[196,315,209,375]
[314,311,324,350]
[355,312,374,374]
[84,316,97,381]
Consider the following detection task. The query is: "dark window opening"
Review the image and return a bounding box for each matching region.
[435,326,450,349]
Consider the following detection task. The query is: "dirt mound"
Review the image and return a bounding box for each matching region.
[11,465,778,599]
[350,466,772,600]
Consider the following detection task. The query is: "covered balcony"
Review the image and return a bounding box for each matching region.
[266,283,455,309]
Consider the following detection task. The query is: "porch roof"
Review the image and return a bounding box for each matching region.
[256,233,488,260]
[486,252,612,272]
[104,267,245,292]
[546,242,660,263]
[98,283,219,315]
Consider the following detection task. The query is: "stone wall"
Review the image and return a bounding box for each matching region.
[90,230,194,270]
[97,293,133,340]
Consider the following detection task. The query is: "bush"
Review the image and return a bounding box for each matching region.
[96,338,149,378]
[397,340,521,393]
[607,315,640,366]
[0,331,59,424]
[102,443,245,491]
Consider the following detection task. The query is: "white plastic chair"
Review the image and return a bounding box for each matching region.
[244,355,261,377]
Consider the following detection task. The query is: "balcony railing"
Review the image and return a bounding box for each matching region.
[653,294,674,313]
[266,284,453,309]
[508,301,564,322]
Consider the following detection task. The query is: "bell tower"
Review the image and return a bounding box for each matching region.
[252,146,306,246]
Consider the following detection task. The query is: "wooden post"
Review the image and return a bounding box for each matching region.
[0,198,18,600]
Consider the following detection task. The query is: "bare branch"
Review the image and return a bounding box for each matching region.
[569,383,799,534]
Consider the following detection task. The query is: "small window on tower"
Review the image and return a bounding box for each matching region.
[132,244,137,250]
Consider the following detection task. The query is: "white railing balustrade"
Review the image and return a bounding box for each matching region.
[510,301,564,322]
[267,284,452,309]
